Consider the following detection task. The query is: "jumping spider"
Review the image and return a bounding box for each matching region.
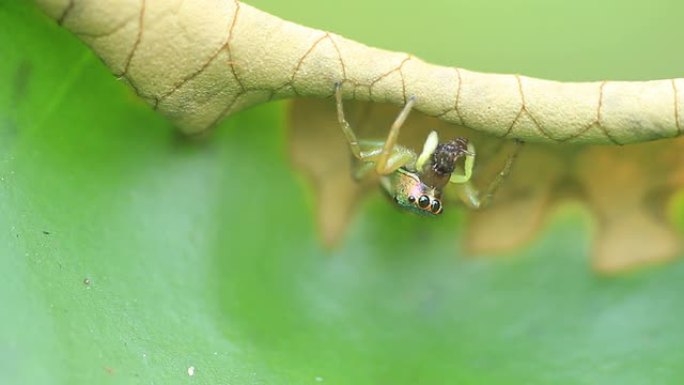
[334,82,521,215]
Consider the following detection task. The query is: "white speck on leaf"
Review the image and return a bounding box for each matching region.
[188,366,195,376]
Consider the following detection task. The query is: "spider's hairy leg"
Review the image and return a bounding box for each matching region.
[375,96,417,175]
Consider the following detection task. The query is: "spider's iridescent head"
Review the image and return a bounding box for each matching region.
[389,169,443,215]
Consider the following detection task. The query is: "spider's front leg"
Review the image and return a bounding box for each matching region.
[334,82,416,178]
[334,82,365,160]
[374,95,417,175]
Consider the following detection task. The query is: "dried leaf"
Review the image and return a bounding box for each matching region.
[40,0,684,143]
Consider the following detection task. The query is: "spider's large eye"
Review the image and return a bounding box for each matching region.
[431,199,442,214]
[418,195,430,208]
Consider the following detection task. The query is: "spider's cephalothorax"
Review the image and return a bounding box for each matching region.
[381,168,443,215]
[333,82,520,214]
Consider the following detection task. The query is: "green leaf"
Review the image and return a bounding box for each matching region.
[2,1,684,384]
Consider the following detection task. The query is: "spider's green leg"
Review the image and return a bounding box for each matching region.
[454,182,482,209]
[335,82,363,159]
[334,81,416,182]
[479,139,524,208]
[336,82,413,169]
[375,96,417,175]
[353,161,376,180]
[449,142,476,184]
[353,141,416,180]
[453,139,524,209]
[416,131,439,171]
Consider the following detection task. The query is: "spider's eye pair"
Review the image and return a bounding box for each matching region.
[408,195,442,214]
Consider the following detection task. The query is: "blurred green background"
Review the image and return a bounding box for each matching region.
[1,0,683,384]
